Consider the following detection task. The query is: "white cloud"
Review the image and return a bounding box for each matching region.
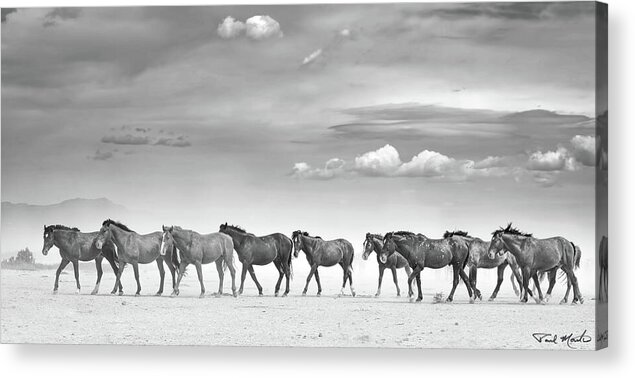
[217,16,245,39]
[353,144,402,176]
[473,155,507,169]
[339,29,351,38]
[570,135,595,166]
[527,147,569,171]
[245,15,283,40]
[292,158,346,180]
[302,49,323,66]
[396,150,459,177]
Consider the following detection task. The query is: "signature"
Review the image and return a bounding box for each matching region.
[532,330,593,349]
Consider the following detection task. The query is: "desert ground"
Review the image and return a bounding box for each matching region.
[0,261,597,350]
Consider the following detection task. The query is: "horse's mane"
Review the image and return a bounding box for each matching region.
[102,219,134,232]
[222,223,246,233]
[293,230,322,239]
[443,230,470,238]
[492,223,532,237]
[45,224,80,233]
[393,231,415,236]
[366,233,383,240]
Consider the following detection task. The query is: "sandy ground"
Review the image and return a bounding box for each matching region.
[0,263,597,350]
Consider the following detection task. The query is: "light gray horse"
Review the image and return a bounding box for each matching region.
[161,225,237,298]
[362,233,412,297]
[292,231,355,297]
[95,219,178,296]
[488,223,583,304]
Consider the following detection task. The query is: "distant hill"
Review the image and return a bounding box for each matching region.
[1,198,130,257]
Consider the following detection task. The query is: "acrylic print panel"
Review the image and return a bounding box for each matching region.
[0,2,607,350]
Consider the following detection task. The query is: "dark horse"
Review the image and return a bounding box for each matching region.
[161,225,237,298]
[533,242,582,304]
[292,231,355,297]
[443,230,523,301]
[42,224,121,295]
[362,233,412,297]
[219,223,293,297]
[488,223,583,304]
[379,231,475,303]
[598,236,608,303]
[95,219,179,296]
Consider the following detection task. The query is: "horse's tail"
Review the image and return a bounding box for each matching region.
[286,238,293,279]
[572,242,581,270]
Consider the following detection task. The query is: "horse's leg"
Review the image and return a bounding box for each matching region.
[347,266,355,297]
[531,273,544,304]
[215,260,225,297]
[545,267,558,303]
[314,268,323,296]
[340,264,348,296]
[407,266,421,300]
[194,262,205,298]
[167,260,177,295]
[71,260,81,294]
[155,259,165,296]
[469,265,482,301]
[114,262,126,296]
[446,264,460,302]
[273,261,284,297]
[510,265,523,298]
[415,270,424,302]
[520,267,531,303]
[238,264,247,295]
[225,256,238,297]
[404,265,413,297]
[106,256,123,294]
[376,266,385,297]
[91,256,104,295]
[390,267,399,297]
[458,266,474,303]
[302,264,317,296]
[283,259,291,297]
[490,264,506,301]
[132,262,141,296]
[561,274,571,304]
[561,265,584,304]
[173,261,188,296]
[53,259,70,294]
[247,265,263,296]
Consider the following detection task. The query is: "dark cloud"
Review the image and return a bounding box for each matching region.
[154,136,191,148]
[423,2,594,21]
[1,8,17,23]
[43,8,82,27]
[101,134,151,145]
[89,149,114,161]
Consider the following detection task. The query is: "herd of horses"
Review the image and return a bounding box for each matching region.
[40,221,586,305]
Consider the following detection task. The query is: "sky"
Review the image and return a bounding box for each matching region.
[1,3,601,292]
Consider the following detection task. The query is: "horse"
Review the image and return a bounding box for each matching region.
[487,223,583,304]
[292,231,355,297]
[443,230,523,301]
[42,224,121,295]
[160,225,237,298]
[218,223,293,297]
[94,219,179,296]
[598,236,608,302]
[362,233,412,297]
[379,231,475,303]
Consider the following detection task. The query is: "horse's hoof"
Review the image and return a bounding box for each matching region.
[155,292,162,297]
[199,294,205,299]
[469,297,475,304]
[134,293,140,297]
[416,298,423,303]
[578,298,584,305]
[282,293,288,297]
[91,290,98,296]
[375,293,380,297]
[534,297,542,304]
[302,291,307,296]
[75,289,81,295]
[544,294,551,303]
[52,290,58,295]
[560,299,567,305]
[316,292,321,297]
[446,298,453,303]
[488,297,495,302]
[352,292,356,297]
[275,292,279,297]
[409,297,415,303]
[233,291,238,298]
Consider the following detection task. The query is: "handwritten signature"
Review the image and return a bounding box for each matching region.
[532,330,593,349]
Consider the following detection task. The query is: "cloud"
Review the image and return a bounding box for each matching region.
[473,156,508,169]
[353,144,403,176]
[526,145,582,172]
[396,150,465,177]
[217,16,245,39]
[89,149,114,161]
[245,15,283,40]
[292,158,346,180]
[155,136,191,147]
[570,135,595,166]
[101,134,150,145]
[302,49,323,66]
[43,8,82,27]
[1,8,17,23]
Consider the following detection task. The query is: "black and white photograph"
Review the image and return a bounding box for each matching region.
[1,0,609,354]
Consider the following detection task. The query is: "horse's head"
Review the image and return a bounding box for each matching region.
[95,223,112,250]
[219,222,228,233]
[487,230,506,259]
[379,232,396,263]
[291,230,304,258]
[160,225,174,256]
[362,233,376,260]
[42,225,55,256]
